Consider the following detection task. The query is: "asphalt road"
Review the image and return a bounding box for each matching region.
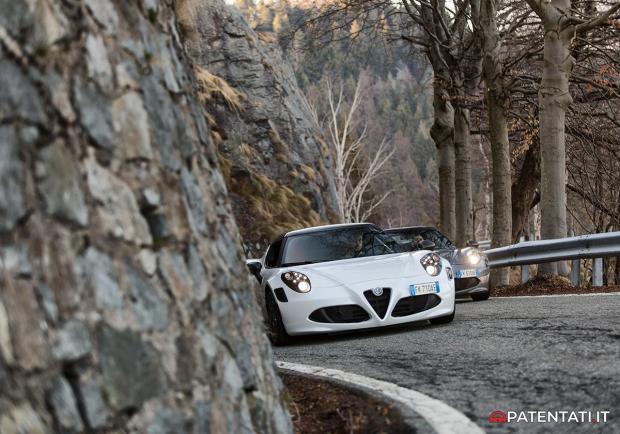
[274,294,620,433]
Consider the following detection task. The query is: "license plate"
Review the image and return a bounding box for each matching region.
[410,282,440,296]
[456,269,477,278]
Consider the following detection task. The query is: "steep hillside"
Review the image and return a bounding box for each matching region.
[177,0,340,253]
[0,0,290,433]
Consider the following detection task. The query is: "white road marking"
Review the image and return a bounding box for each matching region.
[492,292,620,299]
[277,360,485,434]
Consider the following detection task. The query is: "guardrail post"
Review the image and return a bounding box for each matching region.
[570,259,580,287]
[592,258,603,287]
[521,265,529,283]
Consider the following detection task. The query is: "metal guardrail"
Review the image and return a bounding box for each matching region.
[477,240,491,250]
[485,232,620,287]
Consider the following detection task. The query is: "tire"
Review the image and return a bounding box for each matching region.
[265,289,292,346]
[471,291,490,301]
[429,309,455,325]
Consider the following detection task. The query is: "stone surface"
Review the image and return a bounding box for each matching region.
[0,59,46,124]
[187,244,209,301]
[98,325,165,411]
[3,281,49,370]
[0,0,293,432]
[35,284,59,323]
[158,250,196,324]
[85,152,152,245]
[127,266,168,331]
[177,0,339,253]
[139,248,158,276]
[75,247,123,310]
[0,126,26,233]
[78,380,110,429]
[0,300,14,364]
[142,188,161,208]
[85,33,113,89]
[147,408,188,434]
[36,140,89,227]
[74,80,114,149]
[0,403,46,434]
[181,167,209,236]
[52,320,92,362]
[32,0,68,48]
[0,245,32,278]
[112,92,153,160]
[45,72,76,122]
[48,376,84,432]
[85,0,119,34]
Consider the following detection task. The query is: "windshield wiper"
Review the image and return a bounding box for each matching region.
[279,260,319,267]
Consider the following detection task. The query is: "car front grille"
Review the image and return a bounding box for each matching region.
[455,277,480,291]
[391,294,441,317]
[363,288,391,319]
[309,305,370,323]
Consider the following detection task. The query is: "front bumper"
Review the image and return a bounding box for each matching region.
[452,264,490,297]
[277,273,455,335]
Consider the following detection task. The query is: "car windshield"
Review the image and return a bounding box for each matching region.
[280,226,404,266]
[389,228,456,250]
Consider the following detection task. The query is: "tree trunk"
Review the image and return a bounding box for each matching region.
[479,0,512,286]
[512,141,540,241]
[430,85,456,240]
[538,5,574,275]
[453,104,473,246]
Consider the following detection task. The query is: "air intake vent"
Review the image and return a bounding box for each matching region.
[392,294,440,317]
[309,305,370,323]
[363,288,391,319]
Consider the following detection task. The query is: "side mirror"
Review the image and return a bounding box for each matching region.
[420,239,435,250]
[467,240,479,248]
[246,259,263,284]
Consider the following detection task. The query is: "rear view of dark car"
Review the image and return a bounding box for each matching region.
[385,226,490,301]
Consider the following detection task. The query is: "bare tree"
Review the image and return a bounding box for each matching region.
[524,0,620,275]
[324,78,396,222]
[473,0,516,285]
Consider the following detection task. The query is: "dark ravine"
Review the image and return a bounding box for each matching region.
[0,0,293,432]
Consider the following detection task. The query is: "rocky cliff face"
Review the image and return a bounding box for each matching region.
[0,0,290,433]
[177,0,339,254]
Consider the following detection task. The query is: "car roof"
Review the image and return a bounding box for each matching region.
[285,223,377,237]
[385,226,437,232]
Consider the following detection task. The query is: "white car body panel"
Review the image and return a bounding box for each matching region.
[259,251,455,335]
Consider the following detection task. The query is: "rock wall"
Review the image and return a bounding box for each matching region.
[0,1,291,433]
[177,0,340,254]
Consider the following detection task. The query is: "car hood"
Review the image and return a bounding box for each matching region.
[291,252,435,288]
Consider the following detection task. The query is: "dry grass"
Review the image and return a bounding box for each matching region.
[267,121,291,162]
[195,67,244,111]
[239,143,260,161]
[299,164,318,182]
[230,170,322,240]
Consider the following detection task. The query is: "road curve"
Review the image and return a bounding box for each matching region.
[274,294,620,433]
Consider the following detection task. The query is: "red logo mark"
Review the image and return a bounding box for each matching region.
[489,410,508,423]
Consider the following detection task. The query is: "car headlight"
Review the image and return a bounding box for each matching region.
[420,253,442,276]
[466,250,481,265]
[281,271,311,293]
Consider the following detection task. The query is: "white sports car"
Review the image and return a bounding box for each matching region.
[246,223,456,345]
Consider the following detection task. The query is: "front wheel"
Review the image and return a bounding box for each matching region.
[471,291,490,301]
[265,289,292,346]
[429,310,455,325]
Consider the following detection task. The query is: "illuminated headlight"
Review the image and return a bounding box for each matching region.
[281,271,311,293]
[420,253,442,276]
[466,250,481,265]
